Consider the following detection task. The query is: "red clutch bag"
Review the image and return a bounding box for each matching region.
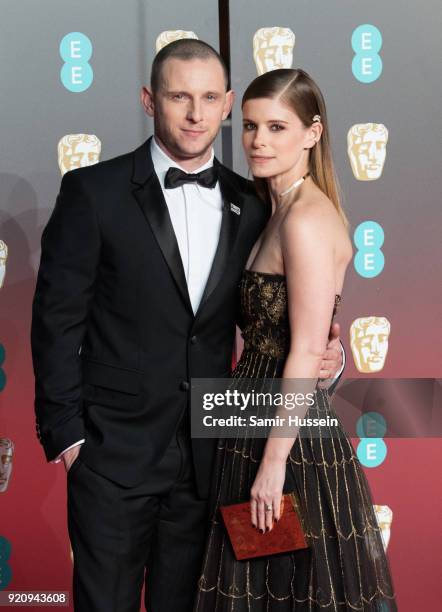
[220,493,309,561]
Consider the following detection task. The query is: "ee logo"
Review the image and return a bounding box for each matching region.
[356,412,388,468]
[356,412,387,438]
[0,536,12,590]
[356,412,387,467]
[357,438,387,468]
[352,24,383,83]
[60,32,94,92]
[354,221,384,278]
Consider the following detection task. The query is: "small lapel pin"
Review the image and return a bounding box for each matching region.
[230,203,241,215]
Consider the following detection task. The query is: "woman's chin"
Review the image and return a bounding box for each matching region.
[250,167,273,179]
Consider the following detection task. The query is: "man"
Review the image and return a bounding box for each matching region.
[31,39,344,612]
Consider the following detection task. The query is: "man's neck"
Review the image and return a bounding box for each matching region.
[154,135,213,172]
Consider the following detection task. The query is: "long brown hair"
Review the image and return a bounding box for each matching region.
[242,68,348,228]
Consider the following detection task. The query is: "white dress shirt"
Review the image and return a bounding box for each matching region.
[150,135,223,313]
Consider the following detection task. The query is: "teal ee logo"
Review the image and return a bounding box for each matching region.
[352,24,383,83]
[60,32,93,92]
[0,536,12,590]
[354,221,384,278]
[356,412,387,438]
[357,438,387,467]
[0,344,5,391]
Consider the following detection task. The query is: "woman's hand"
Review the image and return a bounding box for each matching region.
[250,456,286,533]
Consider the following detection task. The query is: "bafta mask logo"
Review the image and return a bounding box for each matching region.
[253,27,295,75]
[350,317,391,373]
[0,241,8,290]
[58,134,101,176]
[347,123,388,181]
[0,438,14,493]
[155,30,199,53]
[373,504,393,551]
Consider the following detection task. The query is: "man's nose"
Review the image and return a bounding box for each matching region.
[187,100,203,123]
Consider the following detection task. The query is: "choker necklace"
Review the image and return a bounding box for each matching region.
[279,171,310,197]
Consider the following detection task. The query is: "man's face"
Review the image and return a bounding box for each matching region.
[350,129,387,180]
[149,58,232,162]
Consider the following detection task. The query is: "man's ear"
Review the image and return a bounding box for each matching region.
[140,86,155,117]
[222,89,235,121]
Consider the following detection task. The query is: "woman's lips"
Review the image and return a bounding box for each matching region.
[250,156,274,163]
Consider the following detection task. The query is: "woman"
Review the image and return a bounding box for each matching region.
[194,69,397,611]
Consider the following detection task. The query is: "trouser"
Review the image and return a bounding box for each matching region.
[67,424,209,612]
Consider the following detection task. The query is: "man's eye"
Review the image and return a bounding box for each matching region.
[207,94,217,101]
[173,94,185,100]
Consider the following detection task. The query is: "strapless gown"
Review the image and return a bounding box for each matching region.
[194,270,397,611]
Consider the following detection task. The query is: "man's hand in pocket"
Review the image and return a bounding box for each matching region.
[63,445,81,473]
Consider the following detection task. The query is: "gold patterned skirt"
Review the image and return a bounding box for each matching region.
[193,350,397,611]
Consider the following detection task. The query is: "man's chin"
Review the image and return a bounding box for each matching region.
[175,139,213,159]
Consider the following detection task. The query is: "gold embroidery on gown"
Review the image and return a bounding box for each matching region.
[194,271,397,611]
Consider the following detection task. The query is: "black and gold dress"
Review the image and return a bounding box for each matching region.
[194,270,397,611]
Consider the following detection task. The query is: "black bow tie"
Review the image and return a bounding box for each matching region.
[164,166,218,189]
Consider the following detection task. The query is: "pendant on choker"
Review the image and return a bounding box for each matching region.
[279,171,311,197]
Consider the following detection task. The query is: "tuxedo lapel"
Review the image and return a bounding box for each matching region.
[131,137,193,313]
[195,158,244,317]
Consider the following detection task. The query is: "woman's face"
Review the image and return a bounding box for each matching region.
[242,97,317,179]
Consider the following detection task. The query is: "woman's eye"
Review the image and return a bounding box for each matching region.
[243,123,255,131]
[270,124,284,131]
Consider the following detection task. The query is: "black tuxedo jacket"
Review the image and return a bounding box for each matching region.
[31,136,270,498]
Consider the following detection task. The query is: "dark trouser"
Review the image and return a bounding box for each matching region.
[67,425,209,612]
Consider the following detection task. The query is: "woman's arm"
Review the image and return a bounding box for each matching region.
[250,203,341,532]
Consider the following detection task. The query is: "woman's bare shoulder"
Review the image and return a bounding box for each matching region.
[282,191,352,260]
[282,192,335,236]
